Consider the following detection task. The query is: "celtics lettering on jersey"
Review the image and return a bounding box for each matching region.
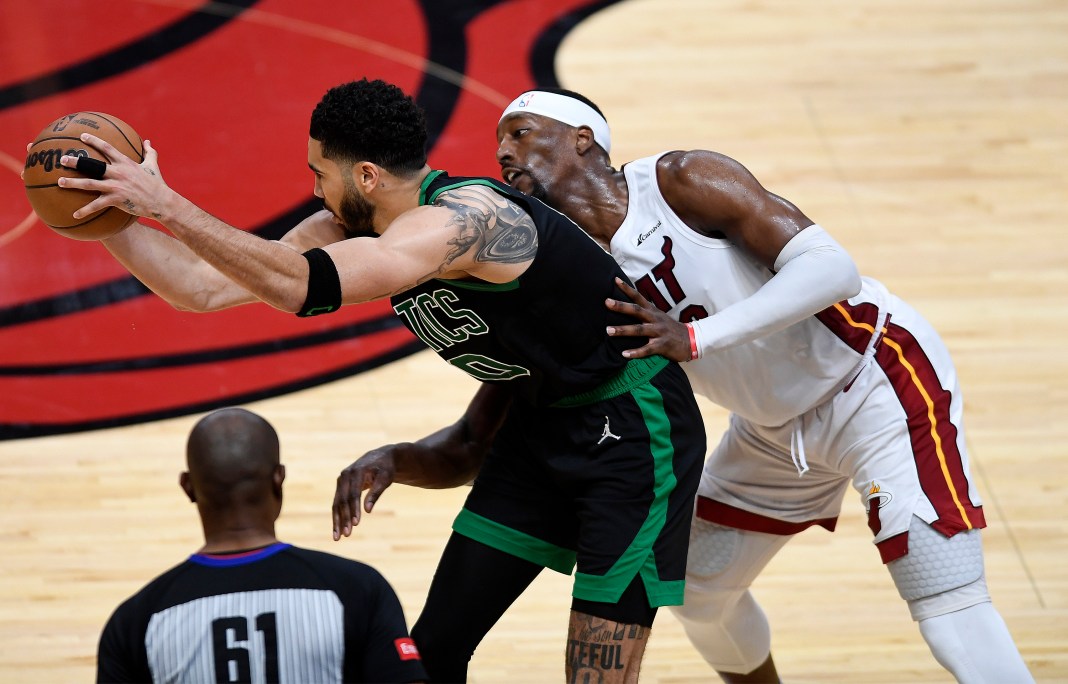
[393,288,531,382]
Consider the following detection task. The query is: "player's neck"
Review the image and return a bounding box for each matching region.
[199,521,278,554]
[552,168,628,247]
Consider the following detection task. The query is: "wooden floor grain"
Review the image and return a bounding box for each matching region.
[2,0,1065,681]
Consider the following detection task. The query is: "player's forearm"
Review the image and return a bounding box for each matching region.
[393,384,510,488]
[152,192,309,313]
[691,225,861,355]
[101,223,254,312]
[391,430,485,489]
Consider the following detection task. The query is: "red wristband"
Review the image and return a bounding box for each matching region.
[686,322,699,360]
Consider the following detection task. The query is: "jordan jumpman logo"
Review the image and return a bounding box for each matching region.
[598,416,621,445]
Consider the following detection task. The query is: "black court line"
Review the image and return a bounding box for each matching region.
[0,198,319,329]
[530,0,625,88]
[0,339,427,440]
[0,0,261,111]
[0,313,408,376]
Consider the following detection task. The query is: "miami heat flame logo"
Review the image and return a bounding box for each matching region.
[865,482,894,510]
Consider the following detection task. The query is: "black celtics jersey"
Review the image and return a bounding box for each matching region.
[96,543,425,683]
[389,171,642,406]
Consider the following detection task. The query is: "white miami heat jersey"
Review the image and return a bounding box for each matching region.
[612,153,889,426]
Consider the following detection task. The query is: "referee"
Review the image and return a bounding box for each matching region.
[96,407,426,683]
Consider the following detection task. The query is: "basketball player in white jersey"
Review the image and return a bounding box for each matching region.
[336,89,1033,683]
[489,89,1033,683]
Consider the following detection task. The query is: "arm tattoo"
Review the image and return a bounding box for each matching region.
[435,186,538,267]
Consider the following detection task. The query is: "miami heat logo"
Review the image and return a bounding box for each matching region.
[864,481,893,536]
[864,481,894,511]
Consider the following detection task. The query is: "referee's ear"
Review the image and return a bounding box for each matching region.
[180,471,196,503]
[272,464,286,499]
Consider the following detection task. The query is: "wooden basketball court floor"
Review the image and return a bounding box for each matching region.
[1,0,1065,681]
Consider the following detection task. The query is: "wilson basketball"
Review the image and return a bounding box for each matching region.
[23,112,144,241]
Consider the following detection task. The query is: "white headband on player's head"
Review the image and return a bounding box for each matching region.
[499,90,611,155]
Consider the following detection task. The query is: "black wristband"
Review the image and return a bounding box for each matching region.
[297,248,342,317]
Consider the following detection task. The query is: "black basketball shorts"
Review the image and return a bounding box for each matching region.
[453,356,706,607]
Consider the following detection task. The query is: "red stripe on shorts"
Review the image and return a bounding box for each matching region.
[875,322,985,536]
[876,532,910,563]
[815,300,882,355]
[696,496,838,535]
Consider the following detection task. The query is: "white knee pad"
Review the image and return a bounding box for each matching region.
[670,519,787,674]
[888,516,984,612]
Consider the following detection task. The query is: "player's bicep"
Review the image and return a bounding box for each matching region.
[321,209,456,303]
[432,188,537,284]
[661,151,808,268]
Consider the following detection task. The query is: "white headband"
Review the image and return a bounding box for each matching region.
[499,90,611,155]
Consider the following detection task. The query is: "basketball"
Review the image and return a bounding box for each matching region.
[23,112,144,241]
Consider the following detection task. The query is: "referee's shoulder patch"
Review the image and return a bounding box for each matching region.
[394,637,421,661]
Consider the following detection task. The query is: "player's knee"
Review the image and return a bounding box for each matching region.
[673,579,741,624]
[906,573,992,622]
[672,564,770,671]
[410,621,474,683]
[671,518,776,672]
[670,588,770,673]
[888,517,986,620]
[673,519,753,624]
[673,519,743,622]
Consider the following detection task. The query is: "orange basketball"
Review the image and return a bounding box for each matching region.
[23,112,144,241]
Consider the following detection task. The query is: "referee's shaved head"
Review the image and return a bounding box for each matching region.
[185,407,281,510]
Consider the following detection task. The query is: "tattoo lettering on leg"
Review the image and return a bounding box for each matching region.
[566,613,651,683]
[568,637,626,675]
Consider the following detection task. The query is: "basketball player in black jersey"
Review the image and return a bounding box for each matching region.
[62,79,706,683]
[96,407,426,683]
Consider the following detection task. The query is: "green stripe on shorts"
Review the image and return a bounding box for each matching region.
[573,379,683,607]
[453,508,577,575]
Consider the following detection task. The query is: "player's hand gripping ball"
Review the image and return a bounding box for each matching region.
[23,111,143,241]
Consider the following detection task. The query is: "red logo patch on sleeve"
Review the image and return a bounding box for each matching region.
[394,637,421,661]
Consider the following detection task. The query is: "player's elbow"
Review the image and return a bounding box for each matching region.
[837,258,862,300]
[273,288,307,314]
[811,242,861,302]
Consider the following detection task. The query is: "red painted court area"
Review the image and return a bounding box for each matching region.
[0,0,615,438]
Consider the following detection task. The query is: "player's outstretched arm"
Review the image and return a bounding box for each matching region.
[60,136,534,314]
[99,210,347,312]
[58,134,320,312]
[332,383,510,540]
